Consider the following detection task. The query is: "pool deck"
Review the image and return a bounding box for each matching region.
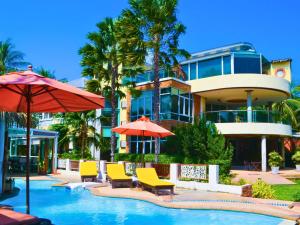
[89,186,300,222]
[47,170,300,222]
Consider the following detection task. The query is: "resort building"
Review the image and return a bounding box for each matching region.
[110,42,293,172]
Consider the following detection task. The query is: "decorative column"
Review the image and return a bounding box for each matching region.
[53,136,58,173]
[170,163,179,183]
[246,90,253,122]
[209,165,219,185]
[261,136,267,172]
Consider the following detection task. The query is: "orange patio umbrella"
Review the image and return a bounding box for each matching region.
[0,66,105,214]
[112,116,174,155]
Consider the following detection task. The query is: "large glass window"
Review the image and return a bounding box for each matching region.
[182,64,189,81]
[223,55,231,74]
[234,54,261,74]
[190,63,197,80]
[198,57,222,78]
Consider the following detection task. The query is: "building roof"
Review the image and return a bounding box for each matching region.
[68,77,88,89]
[271,58,292,63]
[190,42,256,59]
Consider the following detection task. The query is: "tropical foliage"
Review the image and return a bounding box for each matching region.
[292,150,300,165]
[0,39,28,74]
[164,118,233,175]
[49,111,99,159]
[79,17,145,161]
[121,0,190,161]
[272,85,300,131]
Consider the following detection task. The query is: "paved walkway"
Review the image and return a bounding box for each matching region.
[231,169,299,184]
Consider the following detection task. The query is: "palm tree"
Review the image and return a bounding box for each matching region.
[122,0,190,162]
[79,17,145,162]
[50,111,99,158]
[272,85,300,130]
[0,39,28,74]
[35,67,56,79]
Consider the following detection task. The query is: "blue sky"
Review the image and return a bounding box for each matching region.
[0,0,299,84]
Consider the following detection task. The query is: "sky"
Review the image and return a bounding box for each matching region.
[0,0,299,84]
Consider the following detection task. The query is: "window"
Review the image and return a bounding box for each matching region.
[198,57,222,78]
[234,54,261,74]
[190,63,197,80]
[223,55,231,74]
[182,64,189,81]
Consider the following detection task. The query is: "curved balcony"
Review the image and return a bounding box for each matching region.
[187,74,291,104]
[204,110,292,136]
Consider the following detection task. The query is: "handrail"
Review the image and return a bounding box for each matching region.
[203,110,290,125]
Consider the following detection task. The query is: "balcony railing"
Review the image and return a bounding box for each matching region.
[204,110,290,125]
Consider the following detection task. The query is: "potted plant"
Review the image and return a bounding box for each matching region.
[4,177,15,193]
[292,151,300,171]
[268,151,283,174]
[38,161,47,175]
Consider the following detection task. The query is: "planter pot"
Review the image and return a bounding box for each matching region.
[296,165,300,172]
[271,166,279,174]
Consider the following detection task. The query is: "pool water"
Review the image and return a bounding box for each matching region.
[1,179,285,225]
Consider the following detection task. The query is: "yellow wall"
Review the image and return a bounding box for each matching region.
[270,60,292,82]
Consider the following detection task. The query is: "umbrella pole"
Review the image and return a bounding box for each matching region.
[26,88,31,214]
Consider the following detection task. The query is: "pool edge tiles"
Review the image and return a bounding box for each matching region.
[89,186,300,222]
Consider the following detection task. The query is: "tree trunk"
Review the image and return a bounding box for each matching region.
[153,40,160,163]
[110,67,118,162]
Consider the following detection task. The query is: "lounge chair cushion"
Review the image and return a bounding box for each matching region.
[107,164,131,180]
[79,161,98,176]
[136,168,174,187]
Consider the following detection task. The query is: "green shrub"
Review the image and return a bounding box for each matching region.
[59,149,93,160]
[292,151,300,165]
[293,191,300,201]
[252,179,274,199]
[268,151,283,167]
[237,178,247,185]
[114,153,180,164]
[207,159,231,176]
[219,175,232,185]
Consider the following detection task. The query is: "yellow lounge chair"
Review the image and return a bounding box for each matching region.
[79,161,98,182]
[106,164,132,188]
[136,168,174,195]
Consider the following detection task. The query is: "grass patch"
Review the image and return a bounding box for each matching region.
[272,179,300,201]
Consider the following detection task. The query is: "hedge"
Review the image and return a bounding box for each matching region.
[114,153,231,176]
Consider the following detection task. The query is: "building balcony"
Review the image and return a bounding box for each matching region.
[188,74,290,104]
[204,110,292,136]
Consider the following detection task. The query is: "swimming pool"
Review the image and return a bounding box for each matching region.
[1,179,287,225]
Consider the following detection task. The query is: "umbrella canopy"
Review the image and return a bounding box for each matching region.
[0,68,104,112]
[112,116,174,138]
[0,66,104,214]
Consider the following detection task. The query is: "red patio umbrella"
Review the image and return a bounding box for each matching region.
[112,116,174,157]
[0,66,104,214]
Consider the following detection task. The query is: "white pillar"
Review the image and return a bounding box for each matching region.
[246,90,253,122]
[99,160,107,182]
[170,163,179,183]
[209,165,219,185]
[65,159,70,172]
[261,136,267,172]
[54,136,58,172]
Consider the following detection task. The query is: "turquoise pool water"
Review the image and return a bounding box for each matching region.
[1,179,285,225]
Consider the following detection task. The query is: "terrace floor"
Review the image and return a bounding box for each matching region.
[231,169,300,185]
